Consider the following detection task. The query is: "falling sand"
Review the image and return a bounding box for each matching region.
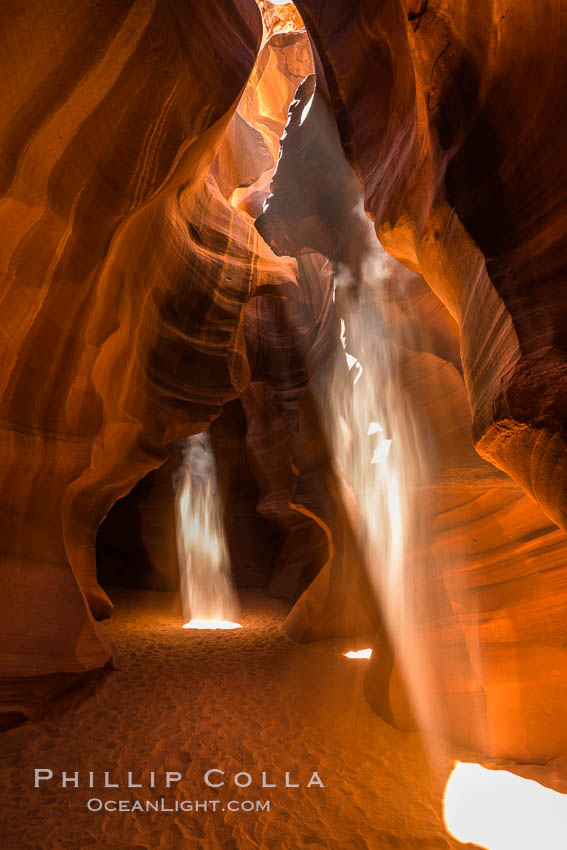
[0,590,479,849]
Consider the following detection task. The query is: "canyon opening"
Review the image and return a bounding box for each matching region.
[2,1,567,849]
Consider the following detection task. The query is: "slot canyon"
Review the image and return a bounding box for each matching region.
[1,0,567,847]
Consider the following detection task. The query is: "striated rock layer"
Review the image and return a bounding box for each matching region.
[0,0,303,726]
[258,44,567,763]
[289,0,567,762]
[294,0,567,532]
[93,11,375,630]
[94,13,340,609]
[3,0,567,769]
[1,0,355,726]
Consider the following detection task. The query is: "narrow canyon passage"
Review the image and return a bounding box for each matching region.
[3,0,567,847]
[0,591,471,850]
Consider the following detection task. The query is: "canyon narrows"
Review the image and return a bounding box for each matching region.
[1,0,567,848]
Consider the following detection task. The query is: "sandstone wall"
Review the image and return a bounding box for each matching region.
[0,0,296,725]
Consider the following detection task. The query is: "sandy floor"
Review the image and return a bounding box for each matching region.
[0,589,478,849]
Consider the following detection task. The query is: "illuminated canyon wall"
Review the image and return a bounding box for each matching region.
[289,0,567,761]
[0,0,366,727]
[294,0,567,529]
[2,0,567,768]
[0,0,294,725]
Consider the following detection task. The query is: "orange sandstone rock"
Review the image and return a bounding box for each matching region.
[0,0,299,725]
